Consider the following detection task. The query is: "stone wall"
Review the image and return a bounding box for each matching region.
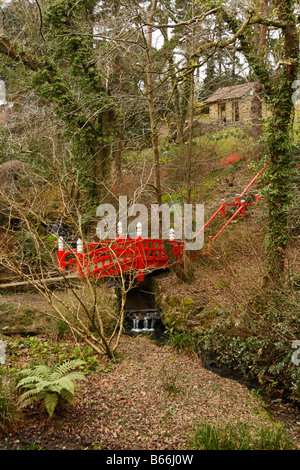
[239,95,252,121]
[209,102,219,121]
[208,95,269,124]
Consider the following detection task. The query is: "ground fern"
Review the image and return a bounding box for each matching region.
[17,359,86,417]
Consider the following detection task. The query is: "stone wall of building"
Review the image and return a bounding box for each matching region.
[239,95,252,121]
[209,103,219,121]
[208,94,269,123]
[208,99,239,123]
[225,101,233,123]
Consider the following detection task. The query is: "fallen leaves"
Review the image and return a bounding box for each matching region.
[1,334,299,450]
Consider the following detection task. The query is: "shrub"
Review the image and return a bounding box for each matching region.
[17,359,86,417]
[198,289,300,401]
[220,152,245,166]
[189,420,295,450]
[168,330,200,356]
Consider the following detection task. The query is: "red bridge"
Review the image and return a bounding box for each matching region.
[57,164,267,282]
[58,233,184,282]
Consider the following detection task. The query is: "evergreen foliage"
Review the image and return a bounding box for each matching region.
[189,420,295,450]
[17,359,86,417]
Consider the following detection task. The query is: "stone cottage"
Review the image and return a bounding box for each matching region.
[205,82,267,124]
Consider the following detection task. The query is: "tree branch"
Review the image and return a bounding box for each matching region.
[0,37,38,70]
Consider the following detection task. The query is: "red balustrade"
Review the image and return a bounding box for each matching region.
[57,237,184,281]
[57,165,267,281]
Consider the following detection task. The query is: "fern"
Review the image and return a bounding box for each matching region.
[17,359,86,417]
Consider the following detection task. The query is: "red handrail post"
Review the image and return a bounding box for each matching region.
[235,194,240,206]
[221,199,225,218]
[136,223,144,282]
[208,236,213,254]
[241,200,246,219]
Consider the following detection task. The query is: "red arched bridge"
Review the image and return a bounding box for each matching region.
[57,164,267,282]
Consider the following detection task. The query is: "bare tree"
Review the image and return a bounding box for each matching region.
[0,159,154,359]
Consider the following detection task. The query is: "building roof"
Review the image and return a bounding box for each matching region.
[205,82,256,104]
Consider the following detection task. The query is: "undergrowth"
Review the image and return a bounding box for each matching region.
[0,373,19,432]
[166,287,300,402]
[4,336,108,374]
[199,289,300,402]
[189,420,295,450]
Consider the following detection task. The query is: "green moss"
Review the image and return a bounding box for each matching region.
[179,298,195,312]
[214,280,230,289]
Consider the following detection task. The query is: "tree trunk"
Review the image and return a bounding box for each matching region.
[145,0,190,283]
[114,134,123,182]
[146,0,161,204]
[264,98,295,285]
[223,1,299,284]
[263,2,299,284]
[251,81,263,143]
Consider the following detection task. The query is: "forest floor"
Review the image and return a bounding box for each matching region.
[1,218,300,450]
[0,330,300,451]
[0,139,299,451]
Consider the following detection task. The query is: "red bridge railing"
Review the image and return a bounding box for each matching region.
[195,163,266,244]
[58,234,184,282]
[57,164,266,281]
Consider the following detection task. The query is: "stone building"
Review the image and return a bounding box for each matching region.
[205,82,267,124]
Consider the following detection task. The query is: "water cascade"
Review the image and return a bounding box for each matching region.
[122,280,164,337]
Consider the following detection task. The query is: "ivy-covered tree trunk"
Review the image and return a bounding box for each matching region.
[0,0,114,207]
[262,3,299,283]
[264,77,297,281]
[251,82,263,142]
[223,1,299,284]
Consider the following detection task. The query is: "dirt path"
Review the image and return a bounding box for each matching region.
[2,334,299,451]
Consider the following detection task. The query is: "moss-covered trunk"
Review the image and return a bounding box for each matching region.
[264,85,296,281]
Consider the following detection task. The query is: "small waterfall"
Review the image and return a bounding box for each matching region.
[123,283,163,336]
[130,312,158,334]
[132,317,142,333]
[143,317,155,332]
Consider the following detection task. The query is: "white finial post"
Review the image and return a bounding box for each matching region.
[136,222,142,238]
[77,238,83,253]
[169,228,175,241]
[136,222,144,281]
[58,236,64,251]
[117,221,123,238]
[76,238,84,277]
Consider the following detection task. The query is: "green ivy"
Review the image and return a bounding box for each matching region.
[26,0,115,207]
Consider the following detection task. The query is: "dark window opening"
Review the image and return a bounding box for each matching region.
[233,101,239,122]
[218,103,226,123]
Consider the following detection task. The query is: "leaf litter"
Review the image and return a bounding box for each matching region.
[2,334,299,450]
